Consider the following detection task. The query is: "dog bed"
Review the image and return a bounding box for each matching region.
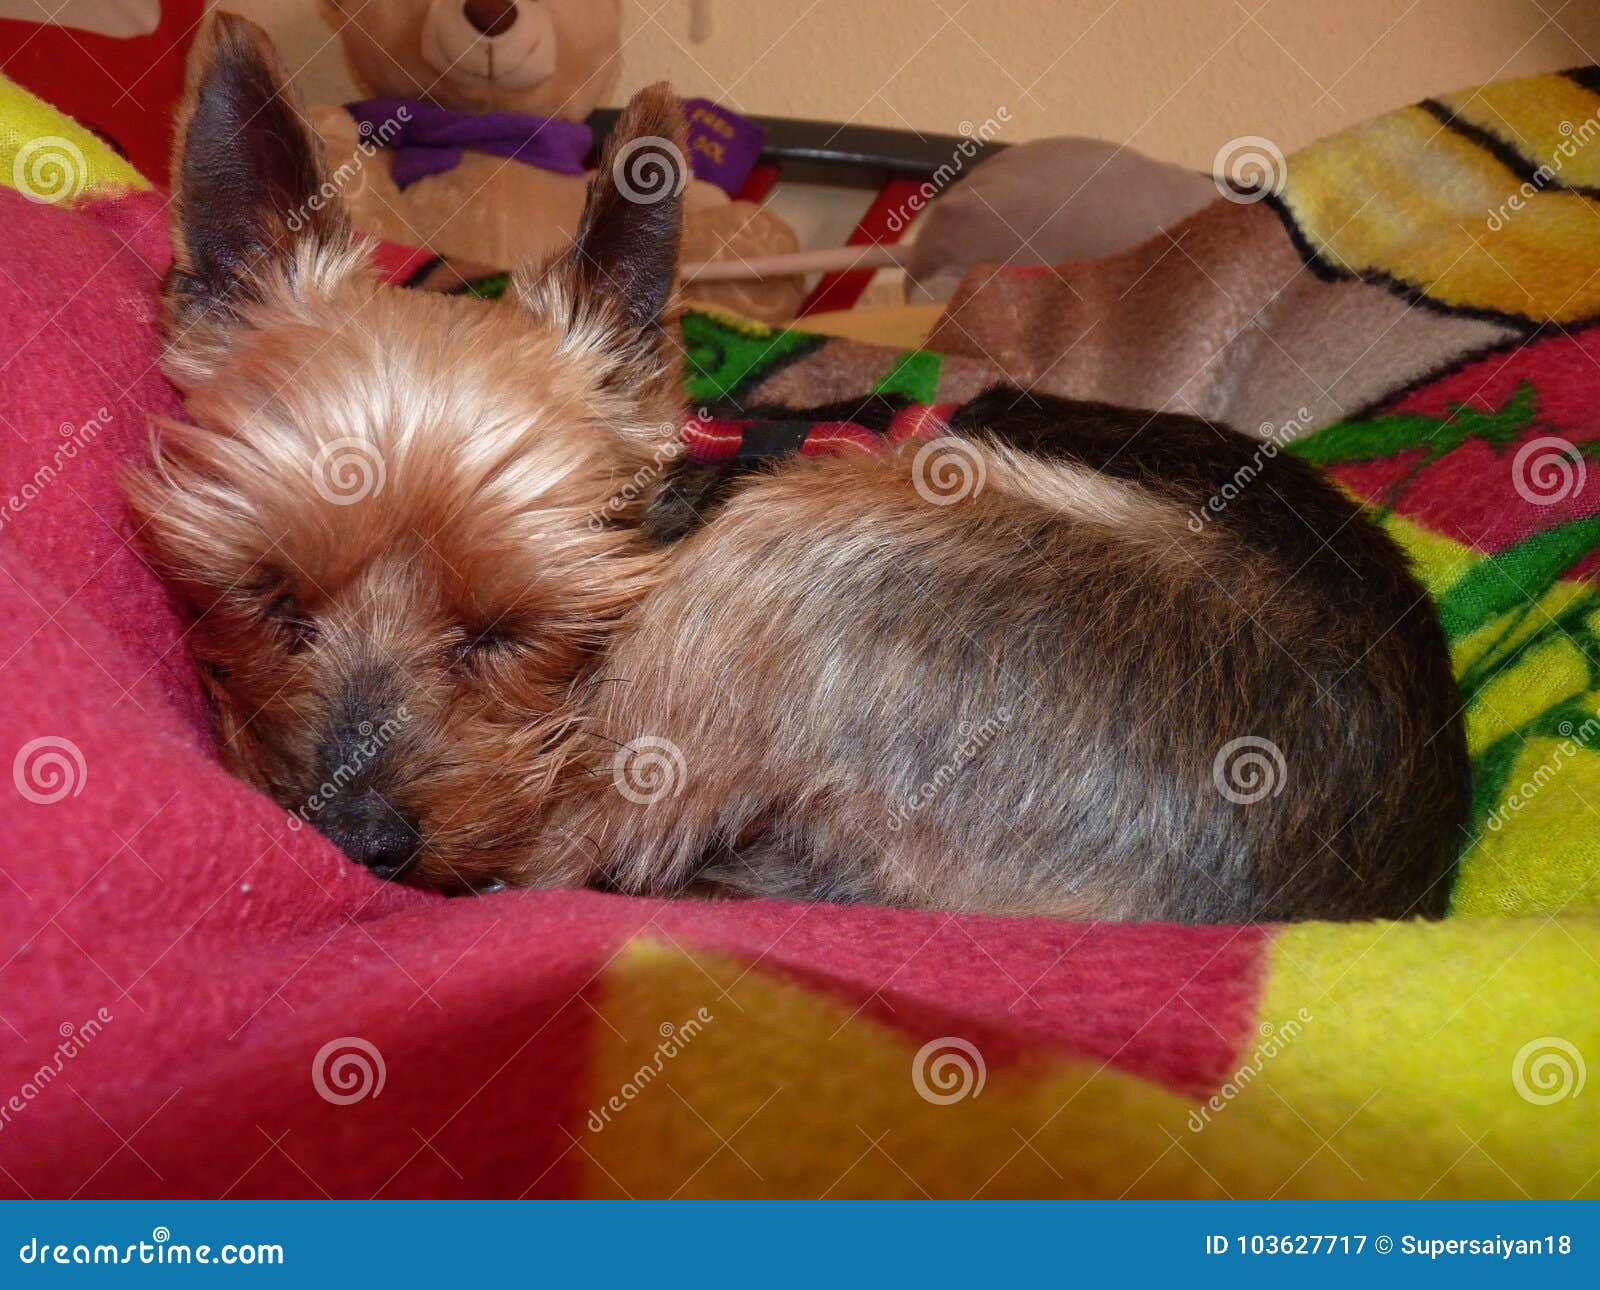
[0,70,1594,1199]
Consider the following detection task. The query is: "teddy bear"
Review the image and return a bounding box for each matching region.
[310,0,803,320]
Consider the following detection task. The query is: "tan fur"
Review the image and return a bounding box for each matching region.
[131,15,682,889]
[131,253,672,886]
[979,444,1184,534]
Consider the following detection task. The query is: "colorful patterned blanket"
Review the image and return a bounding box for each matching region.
[0,70,1594,1199]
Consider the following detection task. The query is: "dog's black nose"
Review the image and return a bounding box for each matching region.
[464,0,519,36]
[322,793,422,880]
[354,825,422,881]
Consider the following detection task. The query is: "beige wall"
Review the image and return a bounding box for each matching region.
[222,0,1600,168]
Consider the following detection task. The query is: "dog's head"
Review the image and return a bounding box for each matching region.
[128,14,686,890]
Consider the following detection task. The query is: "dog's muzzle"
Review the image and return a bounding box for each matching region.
[320,790,422,880]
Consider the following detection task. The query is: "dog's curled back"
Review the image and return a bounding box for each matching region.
[130,14,1470,921]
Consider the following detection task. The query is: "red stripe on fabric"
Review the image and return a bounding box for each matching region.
[678,406,961,464]
[735,164,780,203]
[799,422,882,455]
[888,403,958,446]
[799,178,924,317]
[369,239,438,285]
[680,416,750,462]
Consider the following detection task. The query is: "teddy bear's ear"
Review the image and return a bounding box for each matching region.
[520,83,686,350]
[164,12,352,333]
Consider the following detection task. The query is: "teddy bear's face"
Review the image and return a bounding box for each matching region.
[324,0,621,120]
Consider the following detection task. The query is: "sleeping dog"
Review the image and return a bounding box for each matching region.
[130,14,1470,921]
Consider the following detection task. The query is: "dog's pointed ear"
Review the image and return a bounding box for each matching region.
[566,83,687,331]
[165,12,351,333]
[518,84,686,402]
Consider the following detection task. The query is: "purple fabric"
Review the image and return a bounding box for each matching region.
[682,97,765,194]
[344,98,593,191]
[345,96,765,196]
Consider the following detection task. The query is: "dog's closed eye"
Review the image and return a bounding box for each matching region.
[263,592,319,655]
[445,627,519,672]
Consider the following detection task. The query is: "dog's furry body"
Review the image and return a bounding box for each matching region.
[131,15,1471,922]
[550,390,1469,921]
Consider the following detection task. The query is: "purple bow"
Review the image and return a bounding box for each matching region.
[344,98,594,191]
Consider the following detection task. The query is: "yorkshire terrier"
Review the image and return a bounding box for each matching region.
[130,15,1470,922]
